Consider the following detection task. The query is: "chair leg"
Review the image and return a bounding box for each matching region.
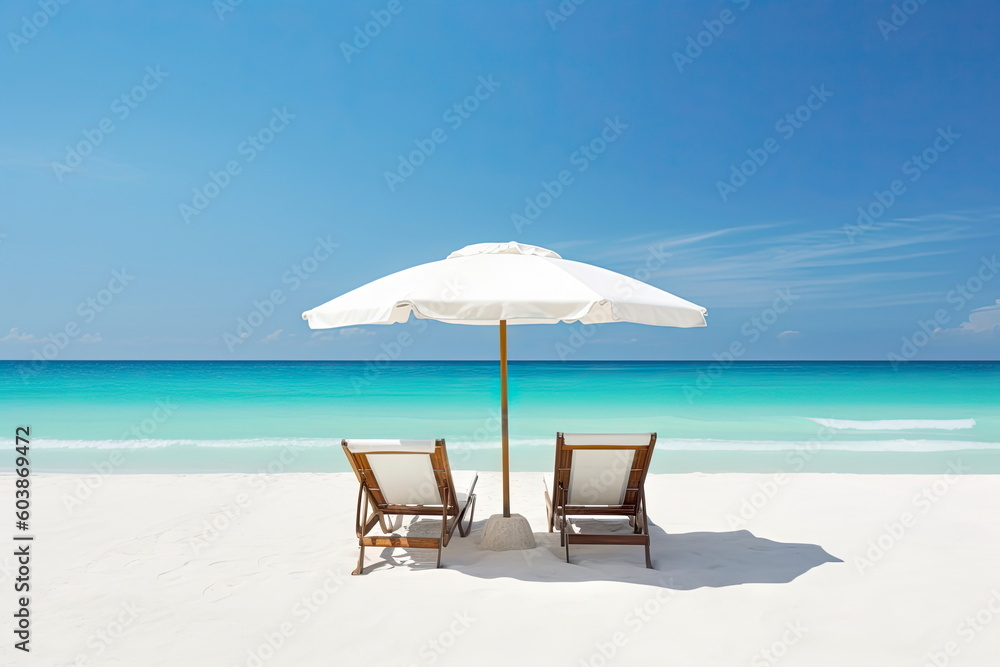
[545,490,554,533]
[353,484,369,575]
[353,542,366,575]
[564,519,571,564]
[436,503,448,568]
[640,490,653,569]
[559,488,571,562]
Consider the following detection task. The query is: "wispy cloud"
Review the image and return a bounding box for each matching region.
[0,328,38,343]
[260,329,283,343]
[339,327,372,337]
[568,211,1000,308]
[893,208,1000,224]
[942,300,1000,338]
[777,330,801,344]
[0,328,102,344]
[585,222,787,262]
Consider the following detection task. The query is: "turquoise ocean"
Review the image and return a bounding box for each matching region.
[2,361,998,474]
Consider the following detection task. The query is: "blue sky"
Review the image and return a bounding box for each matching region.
[1,0,998,362]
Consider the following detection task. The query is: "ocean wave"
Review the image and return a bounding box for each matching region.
[27,438,342,450]
[27,436,1000,453]
[650,438,998,452]
[807,418,977,431]
[26,437,555,451]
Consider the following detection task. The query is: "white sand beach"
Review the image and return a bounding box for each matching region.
[4,471,1000,666]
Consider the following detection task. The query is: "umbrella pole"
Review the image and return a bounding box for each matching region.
[481,319,534,550]
[500,320,510,517]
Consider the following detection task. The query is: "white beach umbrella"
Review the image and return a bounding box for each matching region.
[302,242,707,538]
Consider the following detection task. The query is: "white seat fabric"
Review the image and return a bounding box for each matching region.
[365,453,441,505]
[567,449,636,505]
[345,439,436,453]
[562,433,652,446]
[345,439,475,507]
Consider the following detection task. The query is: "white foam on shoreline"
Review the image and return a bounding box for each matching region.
[27,436,1000,453]
[808,418,977,431]
[27,437,341,450]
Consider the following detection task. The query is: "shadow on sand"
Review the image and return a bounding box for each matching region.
[366,516,842,589]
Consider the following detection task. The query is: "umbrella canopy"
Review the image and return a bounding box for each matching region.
[302,242,707,328]
[303,241,707,516]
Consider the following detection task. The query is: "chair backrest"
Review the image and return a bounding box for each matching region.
[342,439,457,508]
[554,433,656,507]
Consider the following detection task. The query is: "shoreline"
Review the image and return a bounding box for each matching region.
[12,446,1000,475]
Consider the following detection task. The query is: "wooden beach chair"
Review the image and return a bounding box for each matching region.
[545,432,657,568]
[342,439,478,575]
